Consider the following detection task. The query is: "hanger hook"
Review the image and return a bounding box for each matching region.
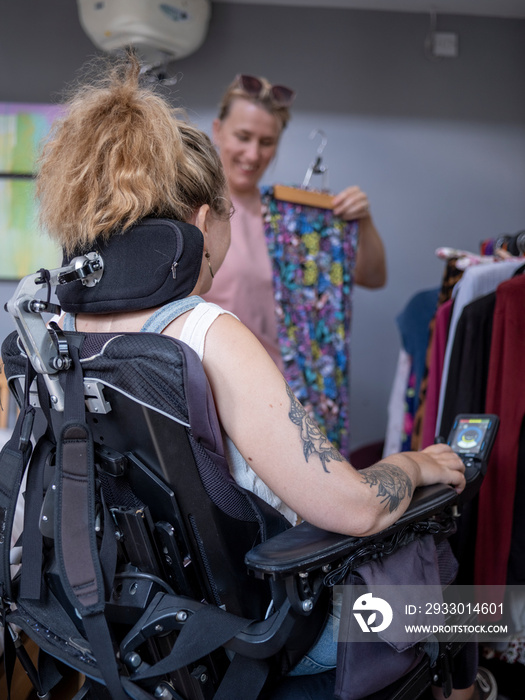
[302,129,329,189]
[309,129,328,158]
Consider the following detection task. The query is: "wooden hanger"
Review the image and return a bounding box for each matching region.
[272,184,334,209]
[273,130,334,210]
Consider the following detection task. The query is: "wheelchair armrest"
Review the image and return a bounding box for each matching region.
[245,483,457,577]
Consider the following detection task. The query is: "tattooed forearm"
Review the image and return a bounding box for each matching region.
[286,383,343,473]
[360,463,413,513]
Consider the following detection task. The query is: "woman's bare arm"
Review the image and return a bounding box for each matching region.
[196,314,464,536]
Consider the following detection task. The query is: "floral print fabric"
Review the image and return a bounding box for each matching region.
[261,187,358,457]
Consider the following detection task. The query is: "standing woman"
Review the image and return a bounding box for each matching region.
[205,75,386,456]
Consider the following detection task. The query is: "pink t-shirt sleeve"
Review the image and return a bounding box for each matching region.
[202,196,283,370]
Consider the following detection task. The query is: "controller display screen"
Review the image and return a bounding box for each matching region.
[449,418,491,455]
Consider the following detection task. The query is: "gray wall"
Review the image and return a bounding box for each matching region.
[2,1,525,449]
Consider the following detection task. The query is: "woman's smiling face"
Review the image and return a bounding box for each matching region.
[212,97,282,197]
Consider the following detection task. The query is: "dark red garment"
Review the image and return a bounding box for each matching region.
[475,274,525,587]
[421,298,453,448]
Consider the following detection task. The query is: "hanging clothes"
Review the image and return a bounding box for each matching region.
[434,258,525,438]
[383,348,412,457]
[439,292,496,439]
[393,289,439,452]
[395,289,440,418]
[261,186,359,457]
[386,258,462,453]
[410,258,464,450]
[435,293,497,583]
[475,273,525,589]
[420,298,454,448]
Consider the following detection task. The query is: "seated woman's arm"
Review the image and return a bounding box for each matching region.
[195,315,464,537]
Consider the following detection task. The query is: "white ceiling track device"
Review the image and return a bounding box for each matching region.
[77,1,211,80]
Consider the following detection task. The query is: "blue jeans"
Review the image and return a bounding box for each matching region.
[287,591,342,676]
[262,592,341,699]
[269,670,337,700]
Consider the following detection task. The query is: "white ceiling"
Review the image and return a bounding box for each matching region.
[212,0,525,19]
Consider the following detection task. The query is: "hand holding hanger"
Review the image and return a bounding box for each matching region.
[272,129,386,288]
[273,130,374,220]
[332,185,371,221]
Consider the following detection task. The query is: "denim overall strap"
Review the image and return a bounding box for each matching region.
[140,296,204,333]
[62,313,76,332]
[61,297,204,334]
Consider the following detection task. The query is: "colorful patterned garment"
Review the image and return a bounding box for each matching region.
[261,186,358,457]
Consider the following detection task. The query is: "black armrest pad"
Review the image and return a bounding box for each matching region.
[245,484,457,576]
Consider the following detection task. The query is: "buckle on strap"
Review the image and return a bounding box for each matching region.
[18,408,35,452]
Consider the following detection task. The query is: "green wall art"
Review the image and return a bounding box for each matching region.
[0,104,63,279]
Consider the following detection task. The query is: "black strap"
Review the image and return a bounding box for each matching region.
[19,424,55,600]
[214,653,270,700]
[2,622,61,699]
[130,604,270,700]
[54,344,104,613]
[55,424,103,611]
[0,363,61,699]
[36,648,64,697]
[54,345,127,699]
[82,612,129,700]
[1,608,17,700]
[133,605,260,681]
[0,362,35,601]
[98,494,118,595]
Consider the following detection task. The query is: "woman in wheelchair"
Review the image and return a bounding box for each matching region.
[34,55,493,700]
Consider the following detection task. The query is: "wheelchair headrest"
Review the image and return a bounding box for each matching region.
[56,218,203,314]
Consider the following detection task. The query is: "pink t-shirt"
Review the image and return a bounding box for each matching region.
[203,194,283,370]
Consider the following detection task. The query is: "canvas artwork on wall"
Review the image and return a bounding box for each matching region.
[0,104,63,280]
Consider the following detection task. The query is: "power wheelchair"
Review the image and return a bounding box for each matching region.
[0,251,487,700]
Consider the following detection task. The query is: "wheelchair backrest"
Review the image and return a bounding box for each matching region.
[1,327,290,620]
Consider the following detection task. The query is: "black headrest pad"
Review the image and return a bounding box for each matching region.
[56,218,204,314]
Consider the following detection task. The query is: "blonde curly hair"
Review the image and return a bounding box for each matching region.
[37,55,229,255]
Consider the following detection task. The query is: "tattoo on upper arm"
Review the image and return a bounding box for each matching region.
[360,464,413,513]
[286,383,343,473]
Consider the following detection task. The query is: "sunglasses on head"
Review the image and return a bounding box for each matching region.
[235,74,296,108]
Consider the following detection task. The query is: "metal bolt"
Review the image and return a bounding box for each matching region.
[125,652,142,669]
[433,674,439,683]
[199,673,208,684]
[302,599,313,612]
[50,396,58,404]
[42,515,48,522]
[154,686,170,698]
[322,564,331,573]
[299,571,308,579]
[155,624,163,633]
[175,610,188,622]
